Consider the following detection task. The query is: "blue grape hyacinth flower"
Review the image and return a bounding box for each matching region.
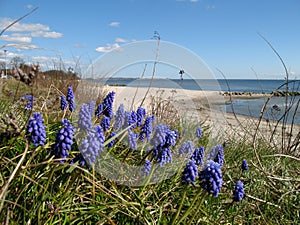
[233,180,245,202]
[207,144,224,167]
[139,115,154,142]
[199,160,223,197]
[102,91,115,119]
[142,160,152,177]
[150,124,167,148]
[154,147,172,167]
[100,116,111,132]
[191,146,205,166]
[179,141,194,155]
[136,106,146,127]
[78,103,93,131]
[26,112,46,147]
[107,131,116,148]
[182,159,198,185]
[150,124,177,166]
[80,129,104,166]
[66,86,76,112]
[128,131,138,150]
[196,126,202,138]
[22,94,34,110]
[114,104,125,131]
[242,159,249,172]
[51,119,75,162]
[60,95,67,110]
[95,103,104,118]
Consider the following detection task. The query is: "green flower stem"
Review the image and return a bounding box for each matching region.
[186,192,208,225]
[175,188,206,225]
[0,141,29,211]
[171,188,187,225]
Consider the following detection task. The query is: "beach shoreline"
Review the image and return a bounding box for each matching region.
[100,85,299,145]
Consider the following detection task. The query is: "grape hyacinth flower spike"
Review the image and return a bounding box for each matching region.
[241,159,248,172]
[199,160,223,197]
[103,91,115,119]
[128,131,138,150]
[66,86,76,112]
[80,128,104,166]
[60,95,67,110]
[100,116,111,132]
[26,112,46,147]
[142,160,152,177]
[182,159,198,185]
[179,141,194,155]
[208,144,224,167]
[190,146,205,166]
[22,94,34,110]
[196,126,202,138]
[233,180,245,202]
[51,119,75,163]
[78,103,93,131]
[136,106,146,127]
[114,104,125,131]
[139,115,154,141]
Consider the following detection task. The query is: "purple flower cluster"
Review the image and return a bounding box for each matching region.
[22,94,34,110]
[207,144,224,167]
[199,160,223,197]
[107,131,116,148]
[242,159,248,172]
[128,131,138,150]
[150,124,177,166]
[96,91,115,119]
[124,111,137,129]
[179,141,194,155]
[60,95,67,110]
[196,126,202,138]
[66,86,76,112]
[78,103,93,131]
[139,115,154,141]
[191,146,205,166]
[136,106,146,127]
[233,180,245,202]
[80,128,104,165]
[142,160,152,177]
[95,104,103,118]
[113,104,125,131]
[100,116,111,132]
[26,112,46,147]
[182,159,198,185]
[51,119,75,162]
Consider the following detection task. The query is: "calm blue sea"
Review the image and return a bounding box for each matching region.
[104,78,300,124]
[105,78,295,93]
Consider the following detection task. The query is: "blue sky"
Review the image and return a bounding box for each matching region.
[0,0,299,79]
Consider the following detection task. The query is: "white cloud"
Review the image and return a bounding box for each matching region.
[190,0,199,2]
[109,22,120,27]
[0,43,41,50]
[0,17,49,32]
[115,37,128,43]
[206,5,215,10]
[26,4,33,9]
[31,31,63,38]
[95,43,121,53]
[0,34,32,43]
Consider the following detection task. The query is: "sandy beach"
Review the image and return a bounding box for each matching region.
[100,85,299,148]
